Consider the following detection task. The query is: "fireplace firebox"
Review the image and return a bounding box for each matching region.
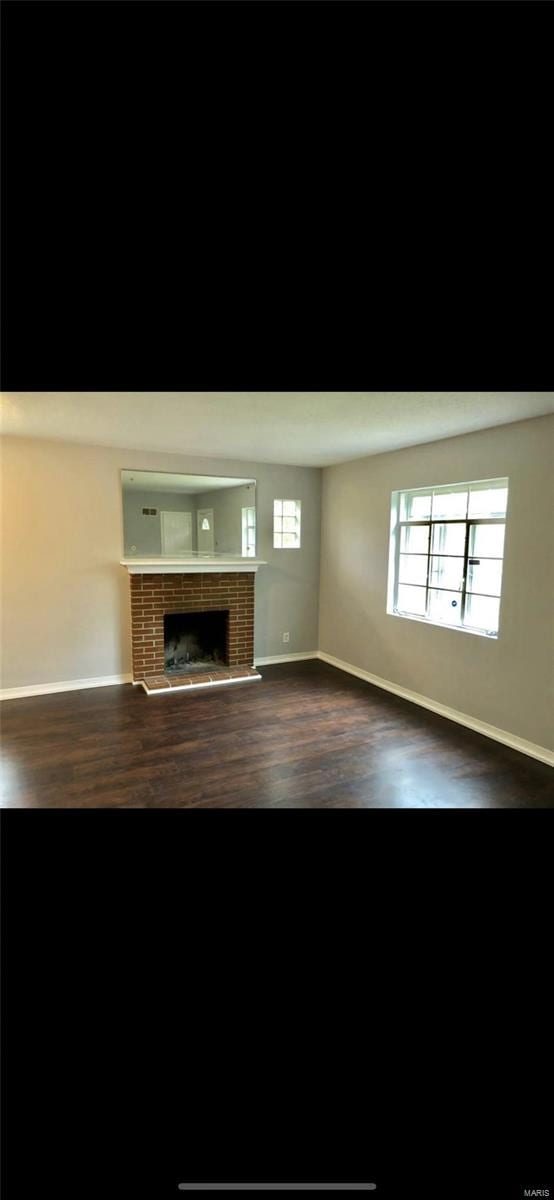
[164,610,228,675]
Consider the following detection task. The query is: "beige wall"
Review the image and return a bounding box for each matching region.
[319,415,554,751]
[0,438,321,687]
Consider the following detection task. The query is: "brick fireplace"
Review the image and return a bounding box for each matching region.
[123,561,264,694]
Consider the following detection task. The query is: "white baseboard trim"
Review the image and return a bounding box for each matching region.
[317,651,554,767]
[0,655,319,697]
[0,673,133,701]
[255,652,319,666]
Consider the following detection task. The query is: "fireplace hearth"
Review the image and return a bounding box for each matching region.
[164,611,228,675]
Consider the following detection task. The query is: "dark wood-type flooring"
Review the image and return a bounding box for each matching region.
[1,661,553,808]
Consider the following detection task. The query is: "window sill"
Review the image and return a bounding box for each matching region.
[387,609,498,639]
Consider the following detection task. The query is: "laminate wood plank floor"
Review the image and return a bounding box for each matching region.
[1,661,553,808]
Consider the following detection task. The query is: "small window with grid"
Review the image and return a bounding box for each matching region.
[273,499,301,549]
[242,506,256,557]
[387,478,509,637]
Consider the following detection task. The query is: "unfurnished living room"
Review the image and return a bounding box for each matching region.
[1,391,553,809]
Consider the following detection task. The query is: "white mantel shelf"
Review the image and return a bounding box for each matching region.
[120,556,267,575]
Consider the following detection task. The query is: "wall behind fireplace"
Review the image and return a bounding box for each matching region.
[0,437,321,690]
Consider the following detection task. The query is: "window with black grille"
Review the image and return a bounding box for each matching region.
[387,478,509,637]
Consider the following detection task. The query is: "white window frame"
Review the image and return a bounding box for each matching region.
[241,505,256,557]
[273,499,301,549]
[387,477,509,638]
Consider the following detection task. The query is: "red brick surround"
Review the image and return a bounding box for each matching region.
[129,572,255,683]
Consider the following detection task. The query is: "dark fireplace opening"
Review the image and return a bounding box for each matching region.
[164,611,228,675]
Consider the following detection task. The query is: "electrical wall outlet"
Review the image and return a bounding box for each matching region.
[283,632,290,643]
